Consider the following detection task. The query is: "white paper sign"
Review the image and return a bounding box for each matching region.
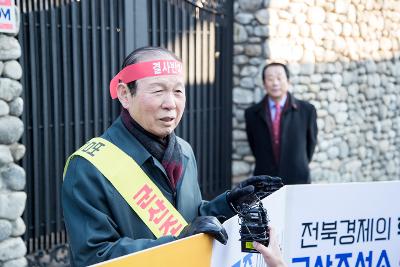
[0,0,16,33]
[211,181,400,267]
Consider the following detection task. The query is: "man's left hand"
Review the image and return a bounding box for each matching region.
[227,175,284,211]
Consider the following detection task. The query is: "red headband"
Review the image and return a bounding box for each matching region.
[109,60,183,99]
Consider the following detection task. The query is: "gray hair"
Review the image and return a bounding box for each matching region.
[121,47,181,94]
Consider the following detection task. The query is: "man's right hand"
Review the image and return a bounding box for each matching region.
[177,216,228,245]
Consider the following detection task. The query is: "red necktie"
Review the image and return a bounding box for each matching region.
[273,102,281,143]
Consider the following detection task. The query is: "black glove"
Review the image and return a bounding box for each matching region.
[178,216,228,245]
[227,175,284,211]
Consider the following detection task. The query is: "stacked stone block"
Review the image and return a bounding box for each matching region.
[0,8,28,267]
[232,0,400,184]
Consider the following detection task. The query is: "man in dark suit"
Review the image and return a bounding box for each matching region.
[245,62,318,184]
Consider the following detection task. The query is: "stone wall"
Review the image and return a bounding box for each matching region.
[232,0,400,184]
[0,8,28,267]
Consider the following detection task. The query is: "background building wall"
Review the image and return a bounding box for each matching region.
[232,0,400,184]
[0,7,28,267]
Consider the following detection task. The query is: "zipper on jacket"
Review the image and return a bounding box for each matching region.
[163,173,177,207]
[172,191,177,207]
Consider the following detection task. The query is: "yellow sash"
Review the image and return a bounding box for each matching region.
[63,137,188,238]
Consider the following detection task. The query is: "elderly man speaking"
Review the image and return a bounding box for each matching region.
[62,47,282,267]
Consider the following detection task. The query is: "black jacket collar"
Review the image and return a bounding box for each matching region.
[254,92,298,124]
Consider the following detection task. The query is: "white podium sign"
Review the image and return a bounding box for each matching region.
[211,181,400,267]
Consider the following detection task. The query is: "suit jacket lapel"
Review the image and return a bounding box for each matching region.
[279,107,289,167]
[279,93,298,166]
[256,96,273,136]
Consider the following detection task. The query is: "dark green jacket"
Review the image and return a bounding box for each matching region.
[62,117,235,267]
